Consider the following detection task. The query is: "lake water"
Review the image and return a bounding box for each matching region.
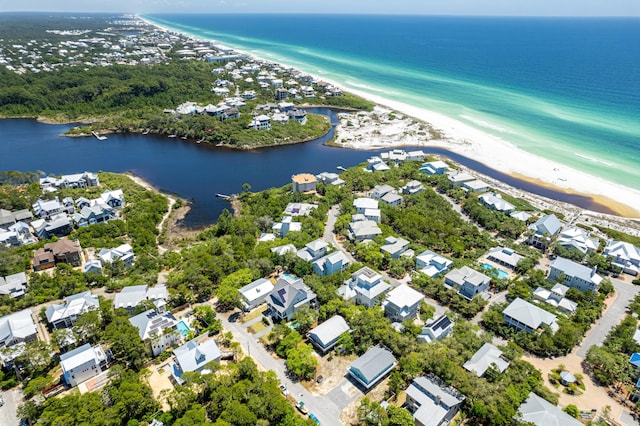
[0,109,613,228]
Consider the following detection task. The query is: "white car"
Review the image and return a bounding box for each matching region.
[279,385,289,396]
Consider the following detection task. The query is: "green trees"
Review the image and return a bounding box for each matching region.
[285,343,318,380]
[103,314,148,370]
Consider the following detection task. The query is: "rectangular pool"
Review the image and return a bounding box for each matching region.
[481,263,509,279]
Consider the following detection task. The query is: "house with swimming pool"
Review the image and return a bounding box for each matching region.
[485,246,524,271]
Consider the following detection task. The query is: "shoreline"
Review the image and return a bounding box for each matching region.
[138,15,640,219]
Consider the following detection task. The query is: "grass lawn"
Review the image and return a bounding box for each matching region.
[248,321,268,335]
[240,305,267,324]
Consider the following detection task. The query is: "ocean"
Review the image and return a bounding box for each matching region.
[144,14,640,189]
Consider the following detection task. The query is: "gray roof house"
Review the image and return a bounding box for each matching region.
[349,219,382,242]
[266,276,317,321]
[239,278,275,311]
[384,285,424,322]
[313,251,350,276]
[528,214,562,249]
[416,250,452,278]
[402,180,424,195]
[113,284,168,313]
[463,343,510,377]
[0,209,32,228]
[296,239,329,262]
[533,284,578,314]
[0,272,27,298]
[173,338,221,382]
[0,308,38,348]
[129,310,181,357]
[370,184,396,200]
[381,192,403,207]
[517,392,582,426]
[347,346,397,389]
[503,298,559,334]
[444,266,491,300]
[32,198,64,219]
[548,256,602,292]
[479,192,515,213]
[405,375,465,426]
[46,291,99,330]
[307,315,350,354]
[60,343,107,387]
[99,243,135,267]
[486,246,524,270]
[418,315,453,344]
[339,267,391,308]
[381,236,412,259]
[604,240,640,275]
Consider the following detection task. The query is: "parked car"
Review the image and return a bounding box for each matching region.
[279,385,289,396]
[309,413,320,424]
[296,401,308,415]
[316,375,324,384]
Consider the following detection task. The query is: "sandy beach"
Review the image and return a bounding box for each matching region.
[140,16,640,219]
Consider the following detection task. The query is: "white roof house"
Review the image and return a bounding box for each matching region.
[548,256,602,292]
[416,250,452,278]
[384,285,424,322]
[307,315,350,354]
[98,243,135,267]
[46,291,99,329]
[283,202,317,217]
[129,310,181,357]
[339,267,391,308]
[270,243,297,256]
[604,240,640,275]
[313,251,350,276]
[381,236,412,259]
[503,298,558,334]
[486,246,524,270]
[296,239,329,262]
[463,179,489,193]
[444,266,491,300]
[0,272,27,298]
[402,180,424,195]
[113,284,168,313]
[517,392,582,426]
[557,226,599,254]
[370,185,396,200]
[349,220,382,242]
[60,343,107,387]
[353,198,378,213]
[420,161,449,175]
[479,193,515,213]
[463,343,509,377]
[239,278,275,311]
[418,315,453,344]
[528,214,562,249]
[173,338,221,379]
[272,216,302,237]
[533,284,578,314]
[0,308,38,348]
[447,171,475,186]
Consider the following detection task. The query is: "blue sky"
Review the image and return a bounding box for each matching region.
[1,0,639,16]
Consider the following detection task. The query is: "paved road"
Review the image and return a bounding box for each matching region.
[576,278,640,358]
[219,312,346,426]
[0,389,22,426]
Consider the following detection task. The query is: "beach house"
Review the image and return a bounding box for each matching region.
[60,343,108,387]
[338,267,391,308]
[172,338,221,382]
[548,256,602,292]
[604,240,640,275]
[129,310,181,357]
[384,285,424,322]
[420,161,449,176]
[347,346,397,390]
[266,276,317,321]
[296,239,329,262]
[417,315,454,344]
[291,173,317,193]
[479,192,515,213]
[239,278,275,311]
[503,298,558,334]
[283,202,317,217]
[113,284,168,314]
[517,392,582,426]
[0,309,38,349]
[380,236,412,259]
[353,197,378,214]
[528,214,562,249]
[402,180,424,195]
[313,251,350,276]
[272,216,302,238]
[0,272,27,298]
[415,250,453,278]
[307,315,350,354]
[316,172,345,186]
[463,343,509,377]
[98,243,135,267]
[533,283,578,314]
[0,208,32,228]
[485,246,524,270]
[248,114,271,130]
[32,239,83,271]
[349,219,382,242]
[444,266,491,300]
[557,226,599,254]
[46,291,99,330]
[405,375,465,426]
[447,171,475,187]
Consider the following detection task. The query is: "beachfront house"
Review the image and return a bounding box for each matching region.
[548,256,602,292]
[129,310,181,357]
[296,239,329,262]
[266,276,317,321]
[60,343,108,387]
[248,114,271,130]
[420,161,449,176]
[338,266,391,308]
[239,278,275,311]
[113,284,168,314]
[479,192,515,213]
[447,171,475,187]
[463,343,509,377]
[533,283,578,314]
[0,272,27,298]
[384,285,424,322]
[486,246,524,270]
[364,156,390,172]
[557,226,599,254]
[418,315,454,344]
[517,392,582,426]
[503,297,558,334]
[347,346,397,390]
[604,240,640,275]
[291,173,317,193]
[313,251,350,276]
[46,291,99,330]
[416,250,453,278]
[380,236,412,259]
[288,108,307,124]
[307,315,350,354]
[405,375,465,426]
[527,214,562,249]
[463,179,490,193]
[444,266,491,300]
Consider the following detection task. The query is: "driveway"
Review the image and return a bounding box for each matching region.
[576,278,640,358]
[0,388,22,426]
[219,312,345,426]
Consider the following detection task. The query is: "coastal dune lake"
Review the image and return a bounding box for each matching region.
[0,108,615,227]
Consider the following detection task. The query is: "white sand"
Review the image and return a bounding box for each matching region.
[139,15,640,216]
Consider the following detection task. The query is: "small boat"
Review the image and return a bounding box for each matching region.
[92,131,107,141]
[215,193,231,199]
[142,129,150,135]
[181,136,188,140]
[336,166,346,171]
[168,134,177,138]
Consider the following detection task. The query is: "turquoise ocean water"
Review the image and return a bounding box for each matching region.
[145,14,640,190]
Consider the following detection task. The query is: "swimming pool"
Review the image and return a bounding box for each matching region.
[176,320,191,337]
[481,263,509,279]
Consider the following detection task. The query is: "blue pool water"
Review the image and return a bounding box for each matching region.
[482,263,509,279]
[176,320,191,336]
